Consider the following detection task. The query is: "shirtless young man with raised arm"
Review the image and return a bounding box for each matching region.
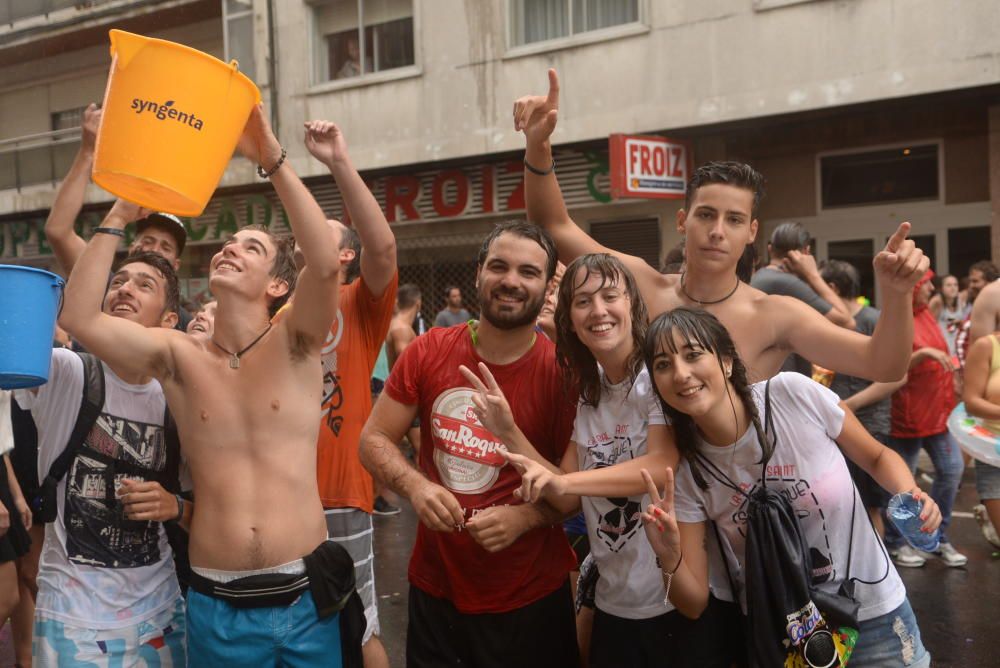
[59,106,352,667]
[513,70,929,382]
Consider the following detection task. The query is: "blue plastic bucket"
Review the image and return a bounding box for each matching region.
[0,265,65,389]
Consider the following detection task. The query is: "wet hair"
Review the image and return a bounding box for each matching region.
[970,260,999,283]
[118,250,180,317]
[685,161,765,218]
[339,223,362,284]
[556,254,648,408]
[819,259,860,300]
[643,308,769,490]
[477,221,558,281]
[397,283,422,310]
[768,222,810,259]
[241,224,297,317]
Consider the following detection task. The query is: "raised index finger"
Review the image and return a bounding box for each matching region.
[884,222,911,253]
[547,68,560,107]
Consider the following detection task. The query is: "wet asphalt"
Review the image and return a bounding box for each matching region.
[372,470,999,668]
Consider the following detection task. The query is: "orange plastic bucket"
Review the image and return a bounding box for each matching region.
[93,30,261,217]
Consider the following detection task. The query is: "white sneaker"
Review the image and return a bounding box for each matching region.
[973,504,1000,549]
[928,542,968,567]
[890,545,927,568]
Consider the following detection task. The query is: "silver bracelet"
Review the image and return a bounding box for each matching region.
[662,552,682,606]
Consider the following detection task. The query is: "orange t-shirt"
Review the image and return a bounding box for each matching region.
[316,273,398,512]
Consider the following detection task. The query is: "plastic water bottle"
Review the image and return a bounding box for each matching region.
[887,492,940,552]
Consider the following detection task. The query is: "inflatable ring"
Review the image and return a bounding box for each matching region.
[947,403,1000,467]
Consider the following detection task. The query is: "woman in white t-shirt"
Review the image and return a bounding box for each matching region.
[461,255,735,668]
[639,307,940,667]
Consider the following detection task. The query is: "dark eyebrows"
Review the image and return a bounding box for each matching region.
[112,268,161,284]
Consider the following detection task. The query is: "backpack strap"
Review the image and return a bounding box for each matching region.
[45,353,105,485]
[161,405,182,494]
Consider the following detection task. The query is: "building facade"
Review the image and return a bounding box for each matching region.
[3,0,1000,314]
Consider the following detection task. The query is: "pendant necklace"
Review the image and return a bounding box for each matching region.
[680,272,740,306]
[212,323,273,369]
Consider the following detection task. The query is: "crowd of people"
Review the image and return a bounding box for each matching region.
[0,67,995,668]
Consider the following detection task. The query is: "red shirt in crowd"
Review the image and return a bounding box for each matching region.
[891,305,957,438]
[384,324,577,614]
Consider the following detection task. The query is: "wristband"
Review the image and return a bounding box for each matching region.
[257,147,287,179]
[662,552,682,606]
[93,227,125,238]
[523,156,555,176]
[174,494,185,523]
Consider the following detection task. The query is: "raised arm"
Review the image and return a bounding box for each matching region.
[515,70,664,296]
[641,469,711,619]
[784,223,927,381]
[305,120,396,295]
[781,250,855,329]
[44,103,101,275]
[59,200,177,379]
[239,106,341,345]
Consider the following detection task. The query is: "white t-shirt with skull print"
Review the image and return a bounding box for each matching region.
[573,367,671,619]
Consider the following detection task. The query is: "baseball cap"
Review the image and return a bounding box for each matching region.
[136,212,187,255]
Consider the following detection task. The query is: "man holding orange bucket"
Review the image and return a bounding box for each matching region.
[60,105,361,667]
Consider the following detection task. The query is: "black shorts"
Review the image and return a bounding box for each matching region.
[0,457,31,564]
[9,396,40,514]
[407,581,578,668]
[590,596,745,668]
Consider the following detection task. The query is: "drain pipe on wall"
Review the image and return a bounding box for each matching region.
[265,0,279,138]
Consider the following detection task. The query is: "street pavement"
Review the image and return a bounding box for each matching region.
[371,469,999,668]
[0,471,991,667]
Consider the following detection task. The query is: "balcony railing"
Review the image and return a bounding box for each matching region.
[0,127,82,191]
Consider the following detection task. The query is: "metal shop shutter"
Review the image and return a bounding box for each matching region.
[589,218,661,269]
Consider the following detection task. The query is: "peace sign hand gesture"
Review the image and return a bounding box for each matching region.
[873,222,931,295]
[641,468,682,568]
[459,362,517,440]
[512,69,560,147]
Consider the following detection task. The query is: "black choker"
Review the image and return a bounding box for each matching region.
[680,272,740,306]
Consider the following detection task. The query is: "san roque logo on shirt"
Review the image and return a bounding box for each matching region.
[431,388,506,494]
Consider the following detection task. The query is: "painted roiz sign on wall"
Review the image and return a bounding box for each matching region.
[609,133,690,200]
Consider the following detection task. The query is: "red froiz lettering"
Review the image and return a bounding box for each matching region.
[431,413,506,466]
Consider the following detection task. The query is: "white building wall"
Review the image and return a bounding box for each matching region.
[280,0,1000,178]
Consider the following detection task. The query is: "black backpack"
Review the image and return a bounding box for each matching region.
[32,353,182,523]
[700,380,888,668]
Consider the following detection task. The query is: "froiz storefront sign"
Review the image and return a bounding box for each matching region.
[1,150,611,259]
[609,133,690,200]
